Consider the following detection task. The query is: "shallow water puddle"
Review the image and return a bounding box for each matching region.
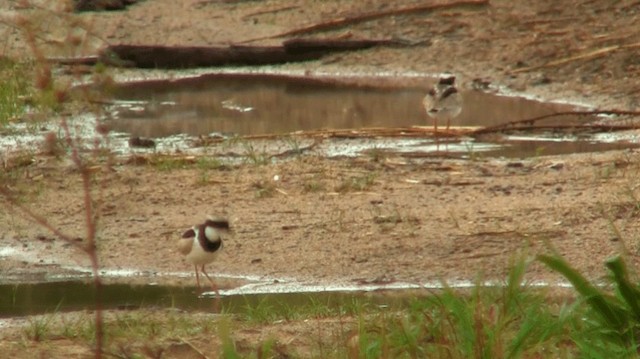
[107,74,581,137]
[0,278,574,318]
[103,73,638,157]
[0,281,422,318]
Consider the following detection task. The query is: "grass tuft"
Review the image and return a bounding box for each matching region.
[335,173,376,193]
[252,179,277,198]
[242,141,271,166]
[0,58,33,128]
[539,251,640,355]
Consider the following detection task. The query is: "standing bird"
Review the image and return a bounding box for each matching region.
[178,216,231,293]
[422,74,463,133]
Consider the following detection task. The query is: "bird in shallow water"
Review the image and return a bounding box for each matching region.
[422,74,463,133]
[178,216,231,293]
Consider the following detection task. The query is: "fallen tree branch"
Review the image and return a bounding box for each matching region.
[240,0,490,43]
[192,120,639,146]
[192,126,480,147]
[98,38,403,68]
[270,141,320,158]
[510,42,640,74]
[478,124,640,135]
[241,5,300,20]
[177,337,210,359]
[472,110,640,135]
[46,56,99,66]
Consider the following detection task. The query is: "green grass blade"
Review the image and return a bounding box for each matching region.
[538,254,626,331]
[606,256,640,320]
[503,256,527,314]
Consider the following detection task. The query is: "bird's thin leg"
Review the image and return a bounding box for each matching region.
[200,265,220,297]
[445,116,451,152]
[201,265,221,312]
[194,265,201,290]
[433,118,440,151]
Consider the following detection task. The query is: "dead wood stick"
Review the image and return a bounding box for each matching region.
[100,39,397,68]
[178,337,210,359]
[241,5,300,20]
[511,42,640,74]
[46,56,99,66]
[475,124,640,136]
[472,110,640,135]
[240,0,489,43]
[270,142,320,158]
[193,126,478,147]
[514,124,640,132]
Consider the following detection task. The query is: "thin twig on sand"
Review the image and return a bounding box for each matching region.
[241,5,300,20]
[472,110,640,135]
[241,0,489,43]
[510,42,640,74]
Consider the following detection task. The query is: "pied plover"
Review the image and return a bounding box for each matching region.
[422,74,463,133]
[178,216,231,292]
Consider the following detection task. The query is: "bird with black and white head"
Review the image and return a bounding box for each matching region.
[178,216,231,294]
[422,73,463,134]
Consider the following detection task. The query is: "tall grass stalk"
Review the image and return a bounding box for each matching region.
[539,252,640,355]
[0,59,32,126]
[0,2,112,357]
[1,122,107,358]
[347,258,571,358]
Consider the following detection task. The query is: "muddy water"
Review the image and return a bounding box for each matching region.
[107,74,585,137]
[101,73,637,157]
[0,281,420,318]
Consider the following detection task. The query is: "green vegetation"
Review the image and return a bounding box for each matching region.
[148,155,196,171]
[364,146,387,163]
[463,140,482,161]
[371,205,420,231]
[335,172,377,192]
[196,156,225,171]
[538,253,640,357]
[8,255,640,358]
[0,58,33,127]
[0,150,46,204]
[3,3,640,359]
[195,156,227,185]
[242,141,271,166]
[252,179,277,198]
[303,176,326,193]
[535,145,546,157]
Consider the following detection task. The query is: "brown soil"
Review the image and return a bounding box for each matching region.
[3,142,640,286]
[2,0,640,357]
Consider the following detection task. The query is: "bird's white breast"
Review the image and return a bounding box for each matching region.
[184,228,221,265]
[423,86,462,119]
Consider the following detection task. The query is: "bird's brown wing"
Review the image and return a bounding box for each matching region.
[178,228,196,255]
[177,237,193,255]
[182,228,196,238]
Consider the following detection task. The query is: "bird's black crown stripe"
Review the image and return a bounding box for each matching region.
[205,219,230,230]
[439,76,456,86]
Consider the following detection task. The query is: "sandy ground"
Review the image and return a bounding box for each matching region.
[1,0,640,356]
[2,0,639,283]
[3,143,640,287]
